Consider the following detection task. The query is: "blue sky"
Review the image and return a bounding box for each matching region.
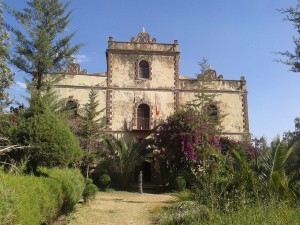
[6,0,300,142]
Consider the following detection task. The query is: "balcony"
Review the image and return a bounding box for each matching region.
[131,117,156,131]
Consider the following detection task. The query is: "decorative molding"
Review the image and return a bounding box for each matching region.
[131,31,156,43]
[62,62,88,74]
[201,68,217,80]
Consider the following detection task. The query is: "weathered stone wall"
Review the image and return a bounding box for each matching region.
[55,73,107,118]
[54,32,249,141]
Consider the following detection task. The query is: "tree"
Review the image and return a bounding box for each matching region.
[153,107,222,186]
[78,89,105,178]
[278,1,300,72]
[8,0,82,102]
[190,58,224,146]
[0,0,14,112]
[153,59,225,185]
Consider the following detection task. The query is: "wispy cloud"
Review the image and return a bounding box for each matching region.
[16,81,27,89]
[75,54,90,64]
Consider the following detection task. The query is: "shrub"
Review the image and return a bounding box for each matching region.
[170,176,186,191]
[83,178,98,203]
[40,167,85,212]
[0,171,61,225]
[0,168,85,225]
[98,174,111,190]
[8,109,82,168]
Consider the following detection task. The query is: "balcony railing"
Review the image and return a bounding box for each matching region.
[131,117,155,131]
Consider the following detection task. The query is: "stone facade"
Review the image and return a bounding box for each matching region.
[55,31,250,142]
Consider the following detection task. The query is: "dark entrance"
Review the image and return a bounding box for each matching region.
[142,161,151,182]
[135,161,152,183]
[137,104,150,130]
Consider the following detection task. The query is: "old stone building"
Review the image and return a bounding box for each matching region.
[55,31,250,143]
[55,31,250,184]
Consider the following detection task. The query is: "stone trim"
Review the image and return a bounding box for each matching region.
[106,89,113,131]
[242,92,250,140]
[132,99,154,129]
[106,52,113,88]
[174,53,180,110]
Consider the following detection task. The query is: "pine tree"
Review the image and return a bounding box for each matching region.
[9,0,82,104]
[0,0,14,112]
[187,58,224,146]
[278,1,300,72]
[79,89,105,178]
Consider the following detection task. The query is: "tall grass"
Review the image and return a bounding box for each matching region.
[160,200,300,225]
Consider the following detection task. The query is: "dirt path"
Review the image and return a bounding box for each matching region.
[67,191,176,225]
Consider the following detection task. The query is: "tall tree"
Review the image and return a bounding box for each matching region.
[0,0,14,112]
[278,1,300,72]
[9,0,82,103]
[189,58,224,145]
[78,89,105,178]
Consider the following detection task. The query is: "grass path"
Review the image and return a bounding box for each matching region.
[66,191,176,225]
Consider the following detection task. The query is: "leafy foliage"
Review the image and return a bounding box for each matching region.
[153,107,225,186]
[104,136,152,189]
[7,107,82,169]
[0,168,85,225]
[98,174,111,190]
[83,178,98,204]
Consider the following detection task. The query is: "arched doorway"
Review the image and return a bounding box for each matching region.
[135,161,152,183]
[137,104,150,130]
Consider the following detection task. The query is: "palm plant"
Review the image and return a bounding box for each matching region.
[259,137,300,200]
[104,136,152,189]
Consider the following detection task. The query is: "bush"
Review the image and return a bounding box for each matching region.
[170,176,186,191]
[0,168,85,225]
[98,174,111,190]
[8,109,82,168]
[0,171,61,225]
[40,167,85,212]
[83,178,98,203]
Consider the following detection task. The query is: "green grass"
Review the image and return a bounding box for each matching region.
[160,200,300,225]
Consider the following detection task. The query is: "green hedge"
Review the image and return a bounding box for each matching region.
[0,168,85,225]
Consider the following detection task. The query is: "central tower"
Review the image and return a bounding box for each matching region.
[105,31,180,138]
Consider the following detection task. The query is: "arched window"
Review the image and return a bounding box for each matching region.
[139,60,149,79]
[207,104,218,122]
[137,104,150,130]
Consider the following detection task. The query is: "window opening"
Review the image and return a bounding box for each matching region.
[139,60,149,79]
[137,104,150,130]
